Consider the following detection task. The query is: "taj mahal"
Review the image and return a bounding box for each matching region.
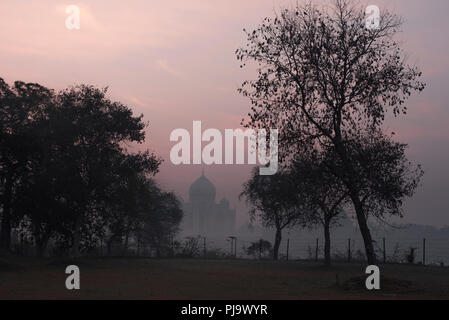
[181,170,236,236]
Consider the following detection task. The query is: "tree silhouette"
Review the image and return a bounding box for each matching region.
[236,0,425,263]
[290,150,347,266]
[342,129,423,224]
[0,79,54,252]
[240,167,308,260]
[0,78,181,257]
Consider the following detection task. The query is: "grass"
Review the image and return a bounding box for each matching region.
[0,257,448,299]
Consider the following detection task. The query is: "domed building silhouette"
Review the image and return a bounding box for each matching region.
[181,169,236,236]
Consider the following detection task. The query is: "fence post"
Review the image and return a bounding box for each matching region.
[234,237,237,258]
[347,238,351,263]
[203,237,206,257]
[383,237,386,264]
[315,238,319,261]
[259,239,262,259]
[286,238,290,261]
[423,238,426,265]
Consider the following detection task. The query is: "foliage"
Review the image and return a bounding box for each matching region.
[0,78,182,256]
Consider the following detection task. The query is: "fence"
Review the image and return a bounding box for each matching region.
[192,236,449,266]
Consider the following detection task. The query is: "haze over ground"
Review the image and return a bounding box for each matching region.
[1,0,448,227]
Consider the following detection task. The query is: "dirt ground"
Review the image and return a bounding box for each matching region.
[0,257,448,299]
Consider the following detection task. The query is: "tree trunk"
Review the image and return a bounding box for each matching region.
[71,217,82,258]
[334,140,377,265]
[0,208,11,252]
[35,234,50,258]
[33,223,52,257]
[122,232,129,256]
[350,192,376,264]
[107,237,113,256]
[0,175,13,252]
[273,227,282,260]
[36,241,47,257]
[324,217,331,267]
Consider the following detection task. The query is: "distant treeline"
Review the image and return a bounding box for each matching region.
[0,78,182,257]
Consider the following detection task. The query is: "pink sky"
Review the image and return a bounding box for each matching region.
[1,0,449,227]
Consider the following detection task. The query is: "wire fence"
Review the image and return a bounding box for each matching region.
[195,236,449,266]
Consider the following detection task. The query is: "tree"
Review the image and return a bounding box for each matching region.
[1,79,165,257]
[48,84,160,257]
[0,78,54,252]
[290,129,423,265]
[343,129,423,224]
[100,153,162,256]
[236,0,425,264]
[240,167,307,260]
[290,151,348,266]
[138,189,183,257]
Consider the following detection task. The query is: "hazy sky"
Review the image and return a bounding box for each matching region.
[1,0,448,228]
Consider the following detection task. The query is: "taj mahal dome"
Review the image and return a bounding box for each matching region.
[181,170,236,236]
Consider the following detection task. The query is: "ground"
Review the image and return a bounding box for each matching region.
[0,257,448,299]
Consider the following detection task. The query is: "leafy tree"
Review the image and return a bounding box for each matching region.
[290,151,347,266]
[343,129,423,224]
[241,167,307,260]
[236,0,425,263]
[0,79,54,252]
[138,188,183,257]
[288,129,422,266]
[1,79,167,257]
[46,84,160,256]
[102,154,162,256]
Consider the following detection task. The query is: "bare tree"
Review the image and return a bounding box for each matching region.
[236,0,425,263]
